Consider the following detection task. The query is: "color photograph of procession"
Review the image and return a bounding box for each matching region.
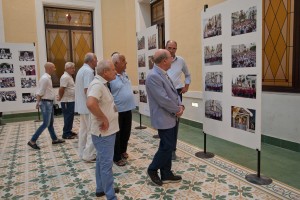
[231,42,256,68]
[204,43,222,66]
[231,6,257,36]
[232,74,256,99]
[203,13,222,39]
[205,99,222,121]
[205,72,223,92]
[231,106,256,133]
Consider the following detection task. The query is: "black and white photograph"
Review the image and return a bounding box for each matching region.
[232,43,256,68]
[0,48,12,59]
[203,13,222,39]
[148,55,154,70]
[20,65,36,76]
[137,36,145,50]
[22,93,37,103]
[231,106,256,133]
[138,54,146,68]
[139,90,147,103]
[21,77,37,88]
[0,91,16,102]
[232,74,256,99]
[205,72,223,92]
[19,51,35,61]
[231,6,257,36]
[148,34,157,50]
[204,43,222,66]
[0,77,15,88]
[205,100,222,121]
[139,72,146,85]
[0,63,14,74]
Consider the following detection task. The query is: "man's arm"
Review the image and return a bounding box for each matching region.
[86,96,109,131]
[58,87,65,101]
[181,60,191,94]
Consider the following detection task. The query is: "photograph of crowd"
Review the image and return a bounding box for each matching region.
[231,106,255,133]
[22,93,37,103]
[137,36,145,50]
[0,77,15,88]
[204,43,222,66]
[232,43,256,68]
[148,55,154,69]
[231,6,257,36]
[205,100,222,121]
[20,65,36,76]
[138,54,146,68]
[19,51,35,61]
[0,91,16,102]
[21,77,37,88]
[139,72,146,85]
[148,34,157,50]
[232,74,256,99]
[203,13,222,39]
[0,63,14,74]
[205,72,223,92]
[139,90,147,103]
[0,48,12,59]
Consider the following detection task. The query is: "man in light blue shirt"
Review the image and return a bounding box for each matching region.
[110,53,136,166]
[166,40,191,160]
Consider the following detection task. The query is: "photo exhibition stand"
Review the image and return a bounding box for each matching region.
[134,113,147,130]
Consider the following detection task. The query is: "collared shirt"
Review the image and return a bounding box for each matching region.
[167,56,191,89]
[75,63,94,114]
[87,75,119,137]
[110,72,136,112]
[60,71,75,102]
[36,73,55,100]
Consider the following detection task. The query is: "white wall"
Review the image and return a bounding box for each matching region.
[0,0,4,42]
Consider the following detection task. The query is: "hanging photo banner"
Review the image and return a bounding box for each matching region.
[201,0,262,150]
[136,25,158,116]
[0,43,38,112]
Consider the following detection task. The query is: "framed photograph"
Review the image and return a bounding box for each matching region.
[205,72,223,92]
[19,51,35,61]
[137,36,145,50]
[232,74,256,99]
[138,54,146,68]
[22,93,37,103]
[231,106,256,133]
[231,6,257,36]
[139,90,147,103]
[205,100,222,121]
[0,63,14,74]
[204,43,222,66]
[0,48,12,59]
[203,13,222,39]
[21,77,37,88]
[20,65,36,76]
[139,72,146,85]
[232,43,256,68]
[148,34,157,50]
[148,55,154,69]
[0,77,15,88]
[0,91,16,102]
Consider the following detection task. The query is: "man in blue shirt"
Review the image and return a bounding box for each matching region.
[110,53,136,166]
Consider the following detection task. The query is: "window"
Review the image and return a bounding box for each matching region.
[151,0,165,48]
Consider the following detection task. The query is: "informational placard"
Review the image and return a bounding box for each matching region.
[0,43,37,112]
[202,0,262,150]
[136,25,158,116]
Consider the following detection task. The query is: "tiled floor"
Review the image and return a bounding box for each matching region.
[0,117,300,199]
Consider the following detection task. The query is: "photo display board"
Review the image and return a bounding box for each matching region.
[136,25,158,116]
[0,43,37,112]
[201,0,262,150]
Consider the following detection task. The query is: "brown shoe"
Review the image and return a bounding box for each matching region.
[114,159,126,166]
[52,139,65,144]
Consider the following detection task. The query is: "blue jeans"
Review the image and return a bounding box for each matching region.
[61,102,75,137]
[92,134,117,200]
[148,126,177,179]
[31,101,58,142]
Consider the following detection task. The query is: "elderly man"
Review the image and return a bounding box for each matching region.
[58,62,76,139]
[146,49,184,186]
[110,53,136,166]
[166,40,191,160]
[75,53,97,162]
[86,59,119,199]
[27,62,65,150]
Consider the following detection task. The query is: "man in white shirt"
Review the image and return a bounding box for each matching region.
[27,62,65,150]
[58,62,76,139]
[86,59,119,199]
[75,53,97,162]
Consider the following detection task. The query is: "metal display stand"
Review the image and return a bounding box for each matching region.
[135,113,147,129]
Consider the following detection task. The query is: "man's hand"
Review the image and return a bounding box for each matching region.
[99,117,109,131]
[180,85,189,94]
[176,106,184,117]
[35,101,40,109]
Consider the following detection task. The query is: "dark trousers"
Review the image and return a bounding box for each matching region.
[148,126,177,179]
[113,110,132,162]
[61,102,75,137]
[174,88,183,151]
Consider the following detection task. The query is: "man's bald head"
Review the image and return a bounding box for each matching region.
[153,49,172,71]
[44,62,56,75]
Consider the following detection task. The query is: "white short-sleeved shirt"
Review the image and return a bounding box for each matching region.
[60,71,75,102]
[75,64,94,114]
[36,73,55,100]
[87,75,119,137]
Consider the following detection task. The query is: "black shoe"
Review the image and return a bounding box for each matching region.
[27,141,40,150]
[62,135,76,139]
[96,187,120,197]
[52,139,65,144]
[162,174,182,184]
[147,169,163,186]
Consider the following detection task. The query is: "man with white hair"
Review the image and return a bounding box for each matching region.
[58,62,76,139]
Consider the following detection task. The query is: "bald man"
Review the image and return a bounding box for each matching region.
[146,49,184,186]
[28,62,65,150]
